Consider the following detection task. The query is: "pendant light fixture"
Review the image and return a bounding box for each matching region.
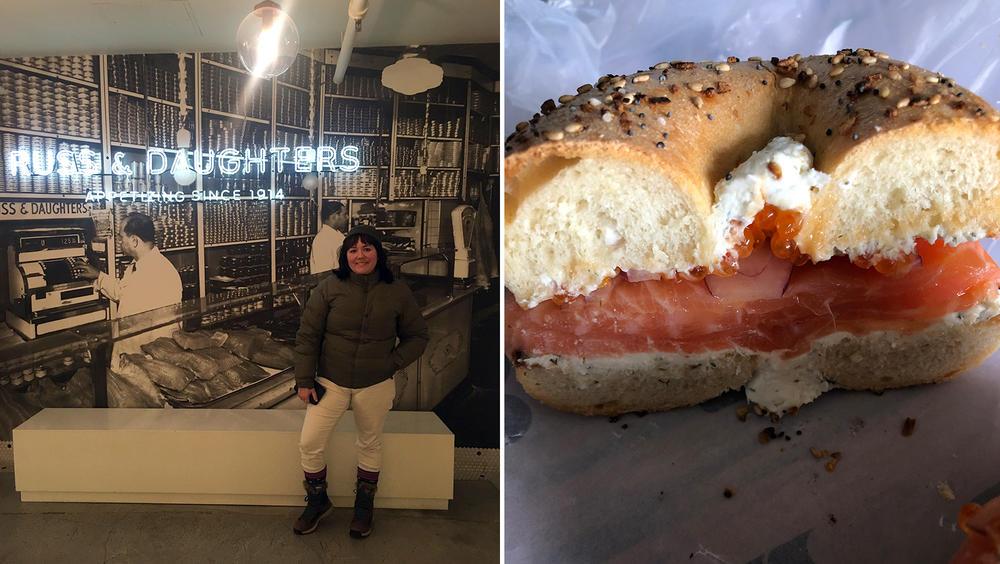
[236,1,300,79]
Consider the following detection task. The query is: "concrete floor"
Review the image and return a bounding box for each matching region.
[0,473,499,563]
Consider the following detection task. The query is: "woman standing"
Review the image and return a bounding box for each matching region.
[292,225,429,537]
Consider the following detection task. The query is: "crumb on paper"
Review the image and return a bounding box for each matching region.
[736,405,749,422]
[723,488,734,499]
[937,481,956,501]
[828,513,837,525]
[810,447,829,459]
[902,417,917,437]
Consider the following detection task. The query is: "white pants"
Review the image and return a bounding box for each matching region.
[298,377,395,473]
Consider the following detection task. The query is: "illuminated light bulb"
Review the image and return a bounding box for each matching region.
[171,149,197,186]
[302,173,319,191]
[237,1,300,79]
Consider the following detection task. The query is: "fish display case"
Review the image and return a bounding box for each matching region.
[0,269,481,439]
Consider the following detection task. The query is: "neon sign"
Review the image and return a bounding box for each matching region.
[5,145,361,178]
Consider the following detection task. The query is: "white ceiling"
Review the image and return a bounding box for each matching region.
[0,0,500,56]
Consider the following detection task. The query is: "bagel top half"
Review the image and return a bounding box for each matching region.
[504,49,1000,309]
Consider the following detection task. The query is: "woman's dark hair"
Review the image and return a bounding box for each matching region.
[333,232,394,283]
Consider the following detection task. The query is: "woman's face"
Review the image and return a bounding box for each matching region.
[347,239,378,275]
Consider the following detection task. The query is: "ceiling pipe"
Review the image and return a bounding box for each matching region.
[332,0,369,85]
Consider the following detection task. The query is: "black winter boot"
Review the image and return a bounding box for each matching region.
[293,477,333,535]
[349,479,377,538]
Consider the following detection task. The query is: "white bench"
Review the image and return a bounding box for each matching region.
[13,408,454,509]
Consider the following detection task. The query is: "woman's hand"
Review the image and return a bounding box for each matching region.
[298,387,318,404]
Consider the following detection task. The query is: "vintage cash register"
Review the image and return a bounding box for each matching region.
[6,227,108,339]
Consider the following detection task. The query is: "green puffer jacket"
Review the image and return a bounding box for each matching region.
[294,270,429,389]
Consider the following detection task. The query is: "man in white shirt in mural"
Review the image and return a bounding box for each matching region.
[310,200,348,274]
[76,212,183,376]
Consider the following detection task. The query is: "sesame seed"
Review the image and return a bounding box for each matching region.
[835,79,842,86]
[831,53,844,65]
[626,129,634,136]
[902,63,910,70]
[577,84,593,94]
[762,79,768,85]
[804,67,815,76]
[852,132,860,140]
[825,128,832,136]
[666,111,672,118]
[926,75,940,84]
[861,56,877,65]
[692,96,704,108]
[705,112,715,120]
[879,88,890,98]
[633,74,650,83]
[716,63,731,72]
[725,173,733,181]
[830,65,845,77]
[515,121,529,131]
[897,97,911,108]
[657,116,667,126]
[604,95,614,103]
[623,95,635,104]
[639,123,646,129]
[601,111,613,122]
[558,94,575,104]
[662,132,669,139]
[588,97,602,107]
[653,62,670,70]
[690,83,704,92]
[807,75,819,89]
[544,130,564,141]
[778,77,796,89]
[819,83,826,90]
[990,114,1000,122]
[656,141,665,148]
[876,52,890,59]
[564,122,583,133]
[930,93,942,105]
[748,56,762,61]
[889,71,902,81]
[612,78,626,89]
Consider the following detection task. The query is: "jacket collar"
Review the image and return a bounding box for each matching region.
[348,269,381,288]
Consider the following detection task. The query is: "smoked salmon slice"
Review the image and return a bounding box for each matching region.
[506,239,1000,359]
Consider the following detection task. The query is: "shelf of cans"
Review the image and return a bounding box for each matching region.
[325,68,392,100]
[324,98,387,134]
[202,117,270,155]
[204,199,270,245]
[0,68,101,140]
[396,140,464,169]
[275,199,316,238]
[278,54,315,91]
[0,132,103,193]
[322,169,383,199]
[395,106,463,139]
[392,169,461,199]
[320,134,388,167]
[201,59,271,121]
[113,201,197,253]
[469,86,500,116]
[107,54,186,104]
[277,238,311,280]
[277,85,311,129]
[1,56,97,85]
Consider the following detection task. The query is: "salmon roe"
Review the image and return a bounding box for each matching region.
[724,204,919,277]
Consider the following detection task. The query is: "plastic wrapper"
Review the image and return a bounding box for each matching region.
[504,1,1000,561]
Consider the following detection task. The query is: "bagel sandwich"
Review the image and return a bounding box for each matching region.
[504,49,1000,416]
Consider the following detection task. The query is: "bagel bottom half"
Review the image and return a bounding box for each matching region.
[513,315,1000,416]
